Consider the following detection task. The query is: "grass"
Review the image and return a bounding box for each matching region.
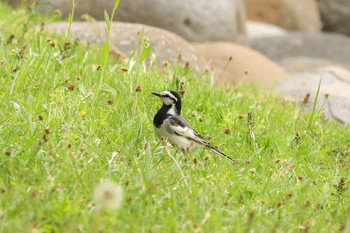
[0,2,350,232]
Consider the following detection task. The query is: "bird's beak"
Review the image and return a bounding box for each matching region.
[152,92,161,97]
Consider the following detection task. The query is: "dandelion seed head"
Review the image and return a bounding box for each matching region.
[93,181,123,210]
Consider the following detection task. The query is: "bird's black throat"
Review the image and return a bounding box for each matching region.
[153,103,181,128]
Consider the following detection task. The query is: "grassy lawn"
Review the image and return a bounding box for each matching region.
[0,2,349,232]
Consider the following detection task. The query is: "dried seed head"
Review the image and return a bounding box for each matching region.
[198,117,203,122]
[120,67,128,72]
[180,81,185,86]
[163,59,170,67]
[68,83,76,91]
[207,136,213,141]
[337,178,346,194]
[45,128,51,134]
[246,160,251,165]
[224,128,232,135]
[324,93,330,99]
[276,159,281,163]
[177,54,182,62]
[304,200,311,207]
[68,144,72,149]
[125,179,130,186]
[5,151,11,156]
[277,202,283,208]
[232,160,238,165]
[193,158,198,164]
[238,114,245,119]
[315,203,322,210]
[144,142,149,150]
[77,74,81,80]
[38,115,44,121]
[229,56,233,61]
[178,90,185,96]
[298,175,305,181]
[107,99,114,105]
[192,111,197,117]
[135,85,142,93]
[184,62,190,70]
[295,131,300,144]
[303,92,311,104]
[244,70,249,75]
[205,155,210,161]
[224,201,229,206]
[250,168,256,174]
[54,9,61,15]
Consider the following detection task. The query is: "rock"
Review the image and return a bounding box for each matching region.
[318,0,350,36]
[47,22,206,72]
[275,66,350,124]
[193,42,289,87]
[244,0,321,31]
[246,21,287,39]
[248,32,350,71]
[279,57,340,74]
[38,0,246,42]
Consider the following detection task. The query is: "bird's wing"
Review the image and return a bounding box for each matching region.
[167,115,211,147]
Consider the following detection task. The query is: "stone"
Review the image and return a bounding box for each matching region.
[244,0,321,31]
[318,0,350,36]
[38,0,246,42]
[279,57,340,74]
[275,66,350,124]
[193,42,289,87]
[248,32,350,71]
[246,21,287,39]
[47,22,206,72]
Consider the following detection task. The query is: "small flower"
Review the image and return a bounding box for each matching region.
[81,111,86,116]
[93,181,123,210]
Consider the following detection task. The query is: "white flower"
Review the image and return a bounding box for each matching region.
[93,181,123,210]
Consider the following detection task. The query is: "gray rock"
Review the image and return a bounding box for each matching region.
[244,0,321,32]
[279,57,340,74]
[275,66,350,124]
[47,22,206,72]
[39,0,246,42]
[248,32,350,71]
[318,0,350,36]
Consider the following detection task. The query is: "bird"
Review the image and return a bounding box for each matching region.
[152,90,232,160]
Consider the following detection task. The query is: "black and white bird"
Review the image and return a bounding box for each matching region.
[152,90,232,160]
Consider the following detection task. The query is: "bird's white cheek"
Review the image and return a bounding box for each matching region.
[162,97,172,106]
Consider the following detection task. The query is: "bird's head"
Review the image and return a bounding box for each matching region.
[152,90,182,114]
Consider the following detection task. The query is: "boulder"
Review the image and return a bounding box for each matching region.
[318,0,350,36]
[244,0,321,31]
[248,32,350,71]
[246,21,287,39]
[193,42,289,87]
[279,57,340,74]
[38,0,246,42]
[47,22,206,72]
[275,66,350,124]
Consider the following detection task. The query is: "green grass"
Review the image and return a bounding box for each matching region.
[1,2,350,232]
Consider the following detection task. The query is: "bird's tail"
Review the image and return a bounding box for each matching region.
[207,145,233,161]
